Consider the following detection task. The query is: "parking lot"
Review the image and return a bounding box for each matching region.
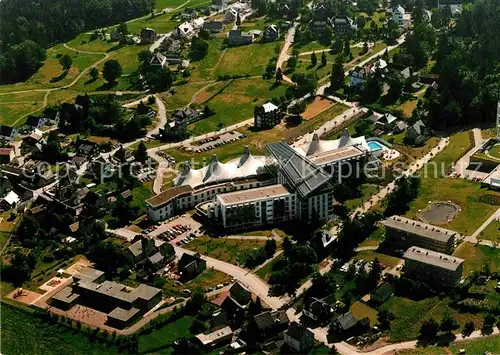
[181,131,245,153]
[145,214,203,246]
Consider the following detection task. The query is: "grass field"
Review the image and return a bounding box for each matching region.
[355,250,402,268]
[294,41,331,53]
[397,335,500,355]
[130,181,154,215]
[215,41,282,77]
[393,137,440,161]
[159,83,209,110]
[100,44,149,75]
[184,236,269,265]
[138,315,195,353]
[405,178,500,235]
[453,242,500,275]
[0,91,47,126]
[424,131,471,178]
[359,228,385,248]
[155,0,188,10]
[66,33,118,53]
[255,254,283,282]
[478,220,500,242]
[287,59,331,81]
[187,78,288,135]
[345,184,379,210]
[1,304,120,355]
[189,38,225,81]
[351,301,378,327]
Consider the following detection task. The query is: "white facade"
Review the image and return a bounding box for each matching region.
[392,5,405,25]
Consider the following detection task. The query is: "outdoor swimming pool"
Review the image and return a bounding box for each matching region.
[368,141,384,151]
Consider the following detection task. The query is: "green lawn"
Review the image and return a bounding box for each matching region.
[1,304,120,355]
[160,83,210,111]
[453,242,500,276]
[488,144,500,159]
[66,33,118,53]
[287,58,331,81]
[187,78,288,135]
[188,38,225,81]
[130,181,154,215]
[0,91,48,126]
[478,220,500,242]
[345,184,379,210]
[294,41,331,53]
[424,131,471,178]
[351,301,378,327]
[0,232,10,251]
[398,335,500,355]
[101,44,149,75]
[405,178,500,235]
[138,315,195,353]
[355,250,402,268]
[359,227,385,248]
[184,236,268,265]
[255,254,283,282]
[215,41,282,77]
[155,0,188,10]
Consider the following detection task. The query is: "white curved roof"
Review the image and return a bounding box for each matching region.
[173,147,266,188]
[293,129,369,157]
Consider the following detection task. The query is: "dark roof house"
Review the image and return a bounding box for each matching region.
[178,253,206,280]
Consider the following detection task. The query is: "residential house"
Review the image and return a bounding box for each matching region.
[181,7,198,20]
[331,311,369,337]
[254,102,280,129]
[403,246,464,286]
[399,67,411,80]
[439,4,463,17]
[349,66,373,88]
[227,29,253,46]
[406,120,427,144]
[0,125,18,141]
[212,0,227,9]
[151,53,168,67]
[309,3,329,37]
[225,8,239,23]
[394,121,407,134]
[0,190,20,210]
[127,236,156,263]
[140,28,157,44]
[24,129,43,145]
[172,107,202,124]
[211,282,253,320]
[110,28,121,42]
[284,322,315,353]
[203,21,224,33]
[178,252,206,280]
[195,326,233,348]
[174,22,195,38]
[372,58,388,74]
[252,310,289,332]
[370,282,393,304]
[263,25,280,41]
[76,141,99,158]
[278,3,291,18]
[375,113,398,131]
[391,5,405,25]
[26,115,46,130]
[330,16,357,35]
[192,18,204,29]
[160,37,181,54]
[0,147,15,164]
[302,297,333,322]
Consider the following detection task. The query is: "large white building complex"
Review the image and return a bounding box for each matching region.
[146,132,379,231]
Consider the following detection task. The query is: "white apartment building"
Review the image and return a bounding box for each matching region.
[392,5,405,25]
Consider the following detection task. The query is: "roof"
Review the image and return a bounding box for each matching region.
[253,310,289,329]
[309,145,366,166]
[196,326,233,346]
[306,297,330,315]
[203,21,224,29]
[336,312,358,331]
[218,184,291,205]
[381,216,459,242]
[77,278,161,303]
[149,251,164,264]
[410,120,426,135]
[108,307,140,322]
[73,267,105,282]
[404,246,464,271]
[52,286,80,304]
[262,102,279,113]
[400,67,411,79]
[379,113,397,125]
[0,147,13,156]
[286,321,314,340]
[151,52,167,66]
[371,282,393,300]
[173,147,266,189]
[393,5,405,13]
[266,141,331,198]
[293,130,370,157]
[26,115,44,126]
[0,125,15,137]
[264,24,279,34]
[146,185,193,208]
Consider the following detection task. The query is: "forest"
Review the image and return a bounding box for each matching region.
[0,0,154,83]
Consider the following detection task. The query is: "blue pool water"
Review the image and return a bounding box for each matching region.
[368,141,383,150]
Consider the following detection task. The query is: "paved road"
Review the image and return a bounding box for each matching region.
[454,128,485,177]
[276,21,299,71]
[469,207,500,240]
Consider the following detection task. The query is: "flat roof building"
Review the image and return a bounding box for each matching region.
[403,246,464,286]
[196,326,233,348]
[381,215,458,254]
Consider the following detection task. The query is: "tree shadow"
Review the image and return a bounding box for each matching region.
[84,77,98,85]
[50,70,69,83]
[107,43,125,53]
[95,81,119,91]
[269,82,281,91]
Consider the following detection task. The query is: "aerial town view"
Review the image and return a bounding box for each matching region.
[0,0,499,354]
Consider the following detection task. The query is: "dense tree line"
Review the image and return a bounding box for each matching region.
[420,0,500,129]
[0,0,154,83]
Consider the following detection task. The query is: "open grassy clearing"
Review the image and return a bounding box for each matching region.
[0,91,48,126]
[359,228,385,248]
[478,220,500,242]
[98,44,148,75]
[187,78,288,135]
[393,136,440,160]
[1,304,120,355]
[189,38,225,81]
[405,178,499,235]
[72,71,133,92]
[397,335,500,355]
[355,249,401,268]
[215,41,282,77]
[287,59,331,81]
[453,242,500,276]
[424,131,471,177]
[163,102,348,168]
[345,184,379,210]
[294,41,331,53]
[130,181,154,215]
[155,0,188,10]
[184,236,271,265]
[350,301,378,327]
[159,82,210,110]
[255,254,283,282]
[66,33,118,53]
[138,315,195,353]
[162,269,232,297]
